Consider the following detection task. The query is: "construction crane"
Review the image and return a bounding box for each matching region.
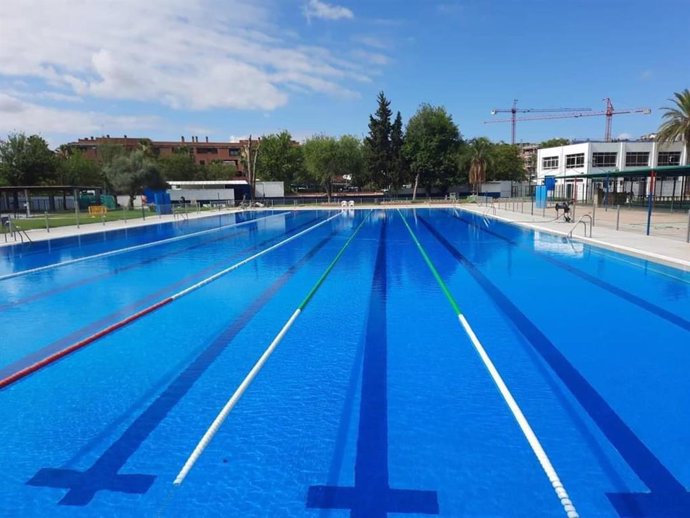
[485,98,652,142]
[487,99,592,144]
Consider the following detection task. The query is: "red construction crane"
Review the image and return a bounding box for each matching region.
[485,98,652,142]
[488,99,592,144]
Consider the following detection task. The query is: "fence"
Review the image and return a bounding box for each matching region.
[486,195,690,243]
[0,200,241,244]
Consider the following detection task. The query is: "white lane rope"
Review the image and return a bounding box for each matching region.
[0,211,292,282]
[171,212,343,301]
[458,315,579,518]
[399,209,579,518]
[172,211,371,487]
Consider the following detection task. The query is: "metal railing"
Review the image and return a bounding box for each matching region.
[568,214,593,238]
[2,216,32,243]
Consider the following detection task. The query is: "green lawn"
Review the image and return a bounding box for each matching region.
[4,204,235,232]
[5,208,183,231]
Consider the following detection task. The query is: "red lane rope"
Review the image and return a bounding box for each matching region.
[0,212,342,390]
[0,298,173,390]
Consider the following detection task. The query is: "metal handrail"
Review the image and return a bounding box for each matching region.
[173,206,189,221]
[567,214,592,238]
[14,223,32,243]
[3,217,32,243]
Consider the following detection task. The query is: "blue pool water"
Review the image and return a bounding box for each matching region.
[1,208,689,517]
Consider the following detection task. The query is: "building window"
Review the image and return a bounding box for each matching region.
[565,153,584,169]
[658,151,681,166]
[542,156,559,170]
[625,152,649,167]
[592,152,617,168]
[229,149,240,157]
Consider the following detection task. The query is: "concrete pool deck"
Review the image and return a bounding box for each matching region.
[2,203,688,272]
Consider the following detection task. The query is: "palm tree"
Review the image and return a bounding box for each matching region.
[138,138,158,158]
[467,138,492,195]
[56,144,73,160]
[656,88,690,165]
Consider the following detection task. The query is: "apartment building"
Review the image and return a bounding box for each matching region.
[69,135,248,174]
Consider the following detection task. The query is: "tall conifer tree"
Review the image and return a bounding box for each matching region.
[390,111,408,189]
[365,91,393,189]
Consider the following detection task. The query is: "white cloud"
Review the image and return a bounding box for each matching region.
[0,0,369,113]
[303,0,354,21]
[352,50,390,66]
[0,93,158,137]
[352,35,391,50]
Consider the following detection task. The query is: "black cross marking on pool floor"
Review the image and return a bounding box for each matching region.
[307,220,439,517]
[420,215,690,518]
[26,230,337,506]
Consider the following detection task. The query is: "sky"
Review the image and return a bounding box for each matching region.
[1,0,689,148]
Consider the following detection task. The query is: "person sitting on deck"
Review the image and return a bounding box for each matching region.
[555,201,572,223]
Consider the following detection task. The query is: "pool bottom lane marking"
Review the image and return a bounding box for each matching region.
[172,210,372,487]
[0,212,342,390]
[0,214,321,383]
[452,210,690,333]
[0,210,291,282]
[307,218,439,517]
[398,209,579,518]
[0,211,303,312]
[418,215,690,518]
[25,230,341,506]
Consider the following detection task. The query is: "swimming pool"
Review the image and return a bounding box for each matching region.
[1,208,689,517]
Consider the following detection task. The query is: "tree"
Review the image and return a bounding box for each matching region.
[539,138,570,149]
[96,142,125,167]
[338,135,365,194]
[465,138,491,194]
[56,144,73,161]
[390,111,409,190]
[104,150,167,208]
[138,138,158,158]
[303,135,364,201]
[56,149,102,186]
[159,147,198,181]
[403,104,461,199]
[200,161,237,181]
[241,136,259,200]
[0,133,57,187]
[364,91,393,188]
[489,143,526,182]
[255,131,304,189]
[656,88,690,165]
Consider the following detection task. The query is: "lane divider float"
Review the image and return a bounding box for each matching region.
[0,212,343,390]
[173,210,373,486]
[397,208,579,518]
[0,211,292,282]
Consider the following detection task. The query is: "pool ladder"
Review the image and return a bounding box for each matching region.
[567,214,592,238]
[2,217,32,243]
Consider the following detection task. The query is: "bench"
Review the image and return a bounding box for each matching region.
[88,205,107,217]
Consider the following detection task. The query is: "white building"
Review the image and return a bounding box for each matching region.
[167,180,284,204]
[536,141,687,201]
